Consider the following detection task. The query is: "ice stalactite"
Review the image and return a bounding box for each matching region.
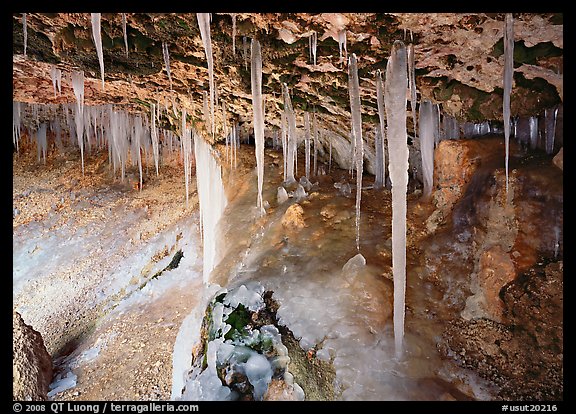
[13,101,21,152]
[529,116,538,150]
[71,71,85,174]
[407,43,418,138]
[232,14,237,55]
[375,69,387,189]
[348,53,363,252]
[304,112,311,179]
[328,130,332,173]
[313,112,318,176]
[384,40,409,358]
[338,29,347,63]
[309,31,317,66]
[22,13,27,57]
[132,115,143,191]
[151,103,159,176]
[37,123,47,164]
[282,83,297,184]
[503,13,514,193]
[198,13,215,137]
[433,104,441,147]
[442,114,460,140]
[251,39,266,216]
[545,106,558,155]
[202,91,210,134]
[419,100,435,199]
[374,127,384,189]
[162,42,173,91]
[91,13,105,91]
[194,131,228,284]
[181,109,192,207]
[281,112,287,181]
[50,66,62,97]
[243,37,249,70]
[122,13,129,58]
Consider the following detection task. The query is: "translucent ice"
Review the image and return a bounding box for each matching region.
[419,100,435,198]
[348,53,363,251]
[375,69,387,188]
[503,13,514,192]
[162,42,173,90]
[197,13,215,137]
[91,13,105,90]
[385,40,409,357]
[250,38,266,215]
[122,13,129,58]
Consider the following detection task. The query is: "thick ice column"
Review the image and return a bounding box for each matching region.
[419,100,435,199]
[348,53,363,251]
[375,69,387,188]
[282,83,297,184]
[181,109,192,207]
[503,13,514,193]
[384,40,409,358]
[91,13,105,90]
[197,13,215,137]
[72,71,85,174]
[251,38,266,215]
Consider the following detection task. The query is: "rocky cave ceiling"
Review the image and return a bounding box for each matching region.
[12,12,563,142]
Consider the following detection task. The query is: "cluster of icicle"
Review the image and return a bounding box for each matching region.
[12,100,183,192]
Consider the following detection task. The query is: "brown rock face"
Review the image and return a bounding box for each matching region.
[13,311,53,401]
[552,147,563,170]
[475,246,516,322]
[263,379,300,401]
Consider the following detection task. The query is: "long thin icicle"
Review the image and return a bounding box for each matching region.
[197,13,215,137]
[503,13,514,193]
[122,13,129,58]
[304,112,311,179]
[282,83,297,184]
[407,44,418,138]
[338,29,347,63]
[375,69,387,188]
[162,42,173,90]
[251,39,266,216]
[309,31,317,66]
[419,100,435,199]
[72,71,85,174]
[385,40,409,358]
[91,13,105,91]
[348,53,363,251]
[232,14,237,55]
[22,13,27,57]
[151,103,159,175]
[50,66,61,97]
[182,109,191,207]
[312,111,318,176]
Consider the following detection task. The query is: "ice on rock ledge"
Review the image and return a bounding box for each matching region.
[277,187,289,204]
[244,353,273,400]
[223,283,264,312]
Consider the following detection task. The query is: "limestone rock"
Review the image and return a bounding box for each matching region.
[476,246,516,322]
[281,204,305,230]
[263,379,300,401]
[13,311,53,401]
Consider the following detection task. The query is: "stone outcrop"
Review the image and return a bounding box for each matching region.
[13,311,53,401]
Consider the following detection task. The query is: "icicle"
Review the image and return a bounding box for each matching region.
[419,100,435,199]
[122,13,129,58]
[198,13,215,137]
[72,71,85,174]
[232,14,237,55]
[313,111,318,176]
[304,112,311,179]
[243,37,249,70]
[151,103,159,176]
[22,13,27,57]
[374,127,384,189]
[328,130,332,173]
[337,30,347,63]
[133,115,143,191]
[91,13,105,91]
[545,106,558,155]
[281,111,287,181]
[503,13,514,193]
[433,104,441,147]
[181,109,191,206]
[348,53,363,252]
[162,42,173,90]
[282,83,297,184]
[375,69,387,189]
[13,101,21,153]
[37,123,47,164]
[202,91,210,133]
[309,31,317,66]
[407,43,417,138]
[385,40,409,358]
[50,66,61,97]
[528,116,538,150]
[251,39,266,216]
